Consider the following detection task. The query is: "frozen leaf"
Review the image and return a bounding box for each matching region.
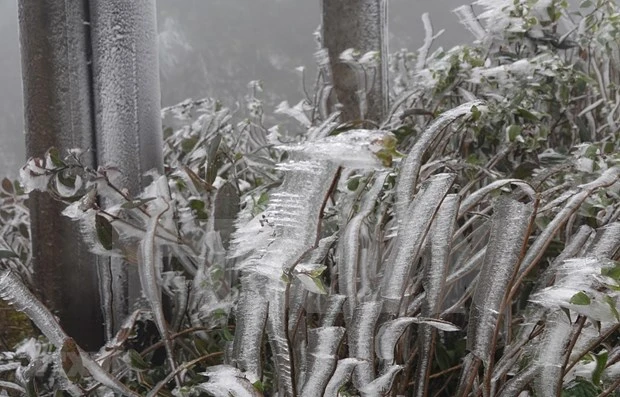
[300,327,346,397]
[530,258,620,321]
[323,358,362,397]
[233,290,268,382]
[321,294,347,327]
[358,365,402,397]
[294,264,328,295]
[339,173,388,319]
[276,129,395,170]
[212,182,240,251]
[275,100,311,128]
[396,101,483,218]
[376,318,417,362]
[570,291,591,305]
[533,313,572,397]
[0,271,139,396]
[19,157,51,193]
[196,365,261,397]
[521,168,619,273]
[95,214,115,250]
[121,197,156,210]
[350,301,383,389]
[137,204,178,383]
[467,197,534,366]
[382,173,456,308]
[423,194,459,316]
[60,338,87,383]
[0,270,68,347]
[415,317,461,332]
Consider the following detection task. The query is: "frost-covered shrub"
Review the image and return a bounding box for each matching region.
[1,0,620,396]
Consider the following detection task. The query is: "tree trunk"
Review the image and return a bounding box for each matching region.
[321,0,389,123]
[17,0,104,350]
[90,0,164,337]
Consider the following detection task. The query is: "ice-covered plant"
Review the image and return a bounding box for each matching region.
[1,0,620,396]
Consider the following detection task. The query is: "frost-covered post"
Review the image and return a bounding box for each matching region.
[321,0,389,122]
[17,0,104,350]
[90,0,164,335]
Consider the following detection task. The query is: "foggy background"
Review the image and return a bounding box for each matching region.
[0,0,470,177]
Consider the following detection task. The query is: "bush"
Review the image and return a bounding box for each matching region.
[1,0,620,396]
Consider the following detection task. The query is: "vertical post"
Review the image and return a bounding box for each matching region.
[321,0,389,123]
[90,0,164,335]
[17,0,104,350]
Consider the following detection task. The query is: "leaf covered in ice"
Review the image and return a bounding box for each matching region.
[196,365,261,397]
[467,197,534,366]
[382,173,456,307]
[276,129,397,169]
[300,327,346,397]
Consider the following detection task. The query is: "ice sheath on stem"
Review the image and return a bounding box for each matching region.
[0,270,140,397]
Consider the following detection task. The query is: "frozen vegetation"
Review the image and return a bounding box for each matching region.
[1,0,620,396]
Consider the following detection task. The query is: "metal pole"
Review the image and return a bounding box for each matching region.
[90,0,164,335]
[321,0,388,122]
[17,0,104,350]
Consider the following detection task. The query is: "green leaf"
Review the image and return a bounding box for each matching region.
[347,177,360,191]
[1,178,13,194]
[190,199,209,220]
[0,250,19,259]
[213,182,240,250]
[46,147,65,168]
[506,124,522,142]
[95,214,114,250]
[181,136,199,153]
[470,105,481,121]
[604,295,620,321]
[580,0,592,7]
[121,197,156,210]
[601,262,620,281]
[592,351,608,386]
[562,377,601,397]
[570,291,591,305]
[125,349,150,371]
[515,108,540,121]
[60,338,87,383]
[253,380,265,392]
[295,272,328,294]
